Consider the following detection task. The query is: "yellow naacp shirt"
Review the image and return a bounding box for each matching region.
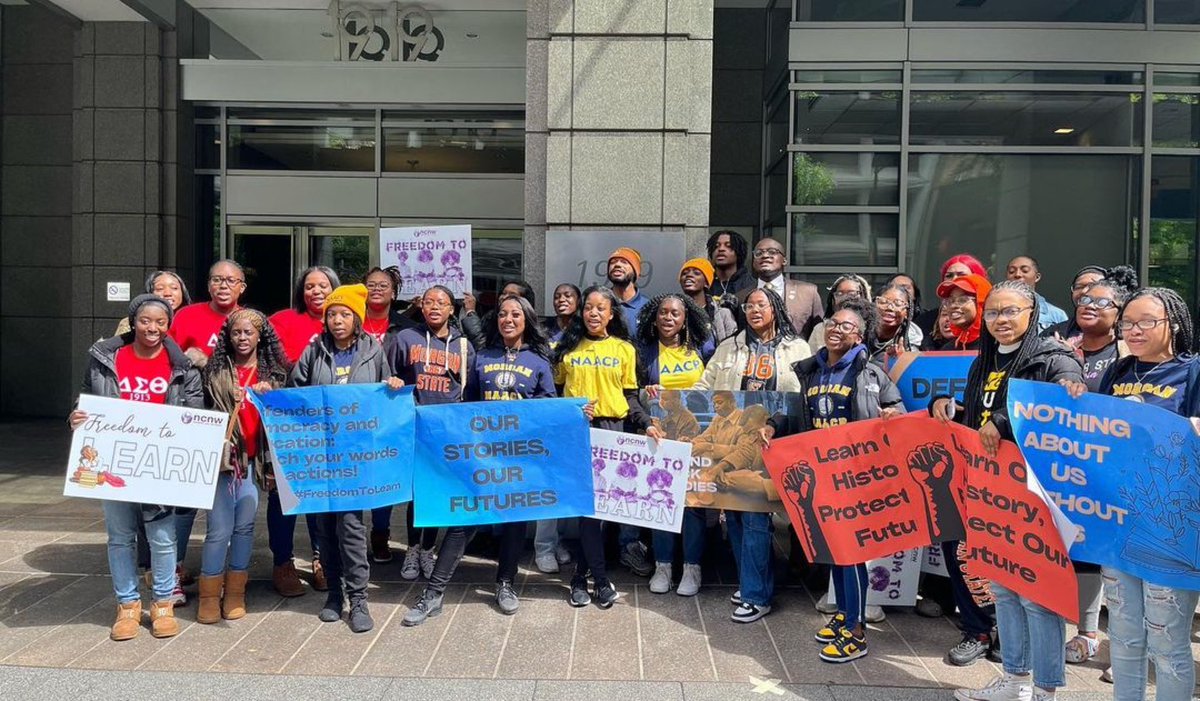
[657,343,704,390]
[555,336,637,419]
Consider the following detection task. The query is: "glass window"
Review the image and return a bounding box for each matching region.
[470,230,524,306]
[912,0,1145,23]
[1155,72,1200,87]
[765,158,788,228]
[1153,94,1200,148]
[912,69,1143,85]
[795,90,902,145]
[795,0,904,21]
[906,154,1140,301]
[231,226,293,313]
[909,91,1143,146]
[1156,1,1200,23]
[790,212,899,267]
[310,228,372,284]
[793,152,900,206]
[196,123,220,170]
[1150,157,1200,309]
[195,175,220,274]
[227,124,377,171]
[382,126,523,173]
[794,69,903,84]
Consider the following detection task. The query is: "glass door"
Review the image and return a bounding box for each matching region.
[306,225,374,285]
[231,225,294,313]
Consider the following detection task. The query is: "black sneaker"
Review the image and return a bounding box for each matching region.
[986,633,1002,663]
[318,591,344,623]
[593,580,619,609]
[496,580,519,615]
[348,600,374,633]
[819,628,868,664]
[569,578,591,607]
[402,589,444,627]
[947,633,991,666]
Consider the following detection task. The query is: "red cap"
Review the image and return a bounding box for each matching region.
[937,273,992,300]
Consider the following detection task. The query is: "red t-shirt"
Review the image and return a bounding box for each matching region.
[363,316,389,343]
[115,345,172,404]
[269,309,324,364]
[170,303,234,356]
[235,365,262,459]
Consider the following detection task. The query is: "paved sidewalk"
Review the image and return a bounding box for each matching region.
[0,420,1182,699]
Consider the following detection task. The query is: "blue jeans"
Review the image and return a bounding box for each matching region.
[1103,567,1199,701]
[534,519,569,559]
[104,501,175,603]
[201,472,259,577]
[266,488,321,566]
[725,511,774,607]
[992,581,1066,688]
[651,508,706,565]
[175,507,196,563]
[832,563,868,628]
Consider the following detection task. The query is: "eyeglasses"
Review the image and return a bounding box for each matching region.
[741,302,771,312]
[940,296,975,308]
[982,306,1032,322]
[1071,280,1103,293]
[752,248,784,259]
[875,297,907,311]
[832,290,861,300]
[826,320,861,334]
[209,276,244,287]
[365,283,393,291]
[1117,318,1169,332]
[1076,295,1117,310]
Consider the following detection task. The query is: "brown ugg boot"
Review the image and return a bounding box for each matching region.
[196,574,223,624]
[273,560,306,597]
[110,601,142,641]
[223,570,248,620]
[311,556,328,592]
[150,599,180,638]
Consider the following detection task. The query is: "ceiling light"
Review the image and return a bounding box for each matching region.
[1054,127,1075,135]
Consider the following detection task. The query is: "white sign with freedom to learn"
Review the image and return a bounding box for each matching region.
[64,395,230,510]
[590,428,691,533]
[379,224,473,298]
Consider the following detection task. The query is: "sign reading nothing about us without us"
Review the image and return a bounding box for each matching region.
[413,398,595,527]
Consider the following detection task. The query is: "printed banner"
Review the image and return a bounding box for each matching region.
[645,389,802,512]
[413,398,595,527]
[888,351,977,412]
[763,414,1079,621]
[590,428,692,533]
[828,549,922,607]
[1009,379,1200,590]
[65,395,229,510]
[379,224,473,297]
[249,384,416,515]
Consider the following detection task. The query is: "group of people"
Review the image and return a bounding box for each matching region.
[68,230,1196,701]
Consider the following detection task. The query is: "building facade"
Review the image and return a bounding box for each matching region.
[1,0,1198,416]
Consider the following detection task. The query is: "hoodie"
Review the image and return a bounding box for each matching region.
[385,323,475,405]
[806,345,865,428]
[471,345,556,401]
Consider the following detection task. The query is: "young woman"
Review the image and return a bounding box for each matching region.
[694,287,811,623]
[548,283,581,350]
[69,294,203,641]
[196,309,288,625]
[114,271,192,336]
[266,265,339,596]
[808,274,871,351]
[934,274,992,351]
[634,293,713,596]
[870,282,923,362]
[290,284,403,634]
[678,258,737,344]
[933,281,1083,701]
[762,297,903,662]
[1040,265,1109,343]
[385,285,476,582]
[1060,286,1199,701]
[553,286,664,608]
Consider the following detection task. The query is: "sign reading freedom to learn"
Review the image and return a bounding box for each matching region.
[250,384,416,515]
[1009,379,1200,590]
[590,428,691,533]
[379,224,473,298]
[413,398,595,527]
[65,395,229,510]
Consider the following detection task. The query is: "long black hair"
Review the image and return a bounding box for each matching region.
[872,281,914,348]
[823,274,872,314]
[737,286,797,340]
[1123,287,1196,356]
[635,293,711,352]
[145,270,192,308]
[291,266,340,314]
[884,272,922,317]
[486,294,551,359]
[205,308,290,387]
[501,279,537,309]
[553,285,632,364]
[963,280,1042,428]
[706,229,748,269]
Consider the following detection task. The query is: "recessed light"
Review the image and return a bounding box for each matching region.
[1054,127,1075,135]
[466,33,479,38]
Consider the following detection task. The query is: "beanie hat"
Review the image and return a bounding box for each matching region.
[608,247,643,275]
[128,294,174,328]
[680,258,715,286]
[322,284,368,323]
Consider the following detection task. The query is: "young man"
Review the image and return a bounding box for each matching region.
[608,247,648,335]
[706,230,753,305]
[1006,255,1068,334]
[735,238,824,339]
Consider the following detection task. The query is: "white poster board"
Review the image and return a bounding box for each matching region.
[543,230,687,316]
[828,548,922,607]
[921,544,949,577]
[590,428,691,533]
[379,224,473,297]
[64,395,229,510]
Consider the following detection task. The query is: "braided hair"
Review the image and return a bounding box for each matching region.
[737,286,798,340]
[871,283,914,350]
[1124,287,1195,356]
[884,272,921,317]
[823,273,872,313]
[553,285,633,365]
[963,280,1042,429]
[365,266,403,302]
[205,308,291,388]
[635,293,711,352]
[706,230,748,269]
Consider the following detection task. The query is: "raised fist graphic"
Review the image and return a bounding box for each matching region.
[906,442,958,539]
[781,460,830,562]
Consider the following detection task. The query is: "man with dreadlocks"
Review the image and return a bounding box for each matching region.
[706,230,754,306]
[932,280,1082,701]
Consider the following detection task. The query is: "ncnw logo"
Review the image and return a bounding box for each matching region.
[181,413,223,426]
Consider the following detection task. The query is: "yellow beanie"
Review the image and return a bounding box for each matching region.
[680,258,715,286]
[323,283,368,323]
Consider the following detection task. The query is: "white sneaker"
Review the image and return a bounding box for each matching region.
[554,543,572,565]
[649,563,672,594]
[400,546,421,581]
[864,605,885,623]
[1032,689,1055,701]
[954,673,1033,701]
[816,590,838,614]
[676,563,701,597]
[419,548,436,579]
[535,553,559,574]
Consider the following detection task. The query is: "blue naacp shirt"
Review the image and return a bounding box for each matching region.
[470,346,557,401]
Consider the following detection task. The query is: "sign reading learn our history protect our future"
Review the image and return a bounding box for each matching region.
[379,224,473,298]
[64,395,231,510]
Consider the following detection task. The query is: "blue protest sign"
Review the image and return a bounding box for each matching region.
[413,398,595,527]
[249,384,416,515]
[888,351,977,412]
[1009,379,1200,590]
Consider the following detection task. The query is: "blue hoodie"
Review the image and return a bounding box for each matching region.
[471,345,557,401]
[806,344,866,429]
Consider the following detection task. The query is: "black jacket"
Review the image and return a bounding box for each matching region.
[80,334,203,409]
[289,333,389,387]
[769,349,903,436]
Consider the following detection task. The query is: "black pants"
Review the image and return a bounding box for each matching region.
[427,527,476,595]
[942,540,996,637]
[317,510,370,601]
[571,417,622,585]
[406,504,438,550]
[496,521,526,584]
